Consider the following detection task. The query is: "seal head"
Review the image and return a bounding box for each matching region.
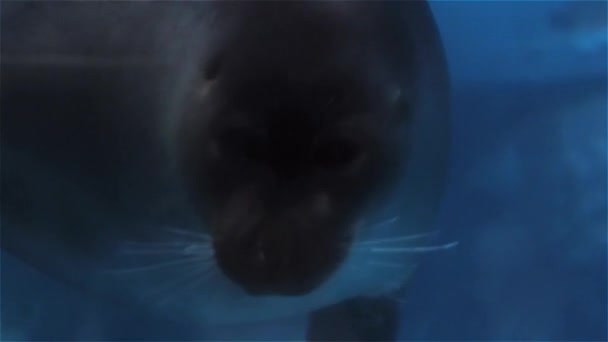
[1,1,449,334]
[177,3,413,296]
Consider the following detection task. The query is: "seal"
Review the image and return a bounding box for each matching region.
[1,1,450,340]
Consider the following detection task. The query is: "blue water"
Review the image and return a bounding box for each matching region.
[398,2,607,340]
[1,1,606,340]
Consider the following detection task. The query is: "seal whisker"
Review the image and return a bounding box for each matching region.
[366,216,401,229]
[120,241,194,248]
[103,255,212,274]
[155,261,220,308]
[356,231,439,246]
[182,244,214,256]
[167,264,218,304]
[118,242,196,251]
[157,226,212,241]
[116,243,213,257]
[145,260,216,307]
[116,247,213,257]
[365,261,407,268]
[363,241,459,254]
[115,240,214,258]
[117,248,190,256]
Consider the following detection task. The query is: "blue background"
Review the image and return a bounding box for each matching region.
[400,1,607,340]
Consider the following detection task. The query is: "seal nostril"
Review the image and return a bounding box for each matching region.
[252,237,269,267]
[256,248,266,264]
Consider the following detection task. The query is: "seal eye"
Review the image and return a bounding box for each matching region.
[315,139,361,169]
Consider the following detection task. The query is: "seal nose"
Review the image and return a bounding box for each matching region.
[213,231,326,296]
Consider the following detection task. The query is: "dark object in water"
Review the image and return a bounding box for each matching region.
[1,1,450,340]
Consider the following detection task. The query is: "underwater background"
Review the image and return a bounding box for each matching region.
[1,1,606,340]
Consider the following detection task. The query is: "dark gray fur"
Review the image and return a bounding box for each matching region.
[1,1,449,340]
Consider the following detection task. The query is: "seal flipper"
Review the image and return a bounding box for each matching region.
[306,296,400,342]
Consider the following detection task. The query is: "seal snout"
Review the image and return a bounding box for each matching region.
[213,220,349,297]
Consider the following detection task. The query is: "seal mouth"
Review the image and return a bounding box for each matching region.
[212,225,352,297]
